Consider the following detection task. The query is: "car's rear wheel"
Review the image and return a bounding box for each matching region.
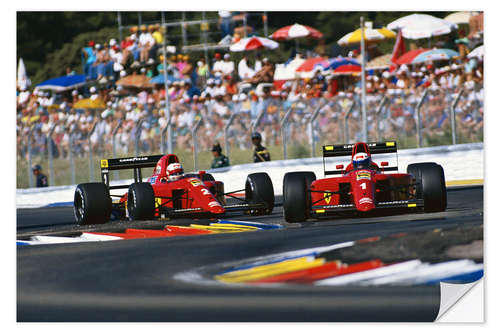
[407,162,447,212]
[245,172,275,215]
[283,172,316,223]
[127,182,156,220]
[74,183,112,225]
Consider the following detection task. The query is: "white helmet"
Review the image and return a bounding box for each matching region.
[167,163,184,181]
[352,152,370,169]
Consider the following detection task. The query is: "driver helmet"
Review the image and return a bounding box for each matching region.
[352,152,371,170]
[167,163,184,181]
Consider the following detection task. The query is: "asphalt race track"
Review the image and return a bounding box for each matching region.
[17,186,483,322]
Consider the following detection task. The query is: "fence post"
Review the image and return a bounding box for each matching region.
[68,126,76,185]
[88,121,98,181]
[224,113,237,158]
[161,115,172,154]
[192,119,202,171]
[251,103,267,134]
[111,120,122,180]
[134,119,143,156]
[415,89,429,148]
[280,105,295,160]
[27,126,34,188]
[308,99,326,157]
[375,95,388,142]
[344,100,355,144]
[450,89,464,145]
[47,123,57,186]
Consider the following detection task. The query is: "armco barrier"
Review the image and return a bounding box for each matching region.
[17,143,483,208]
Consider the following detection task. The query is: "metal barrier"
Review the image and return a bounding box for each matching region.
[308,99,327,157]
[47,123,57,186]
[224,113,237,158]
[27,126,34,188]
[68,126,76,185]
[192,119,203,171]
[375,95,388,142]
[415,89,429,148]
[280,104,294,160]
[134,119,143,156]
[450,89,464,145]
[88,121,97,181]
[343,100,355,144]
[161,115,171,154]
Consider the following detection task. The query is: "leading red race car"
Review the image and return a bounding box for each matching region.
[282,141,447,222]
[74,154,274,225]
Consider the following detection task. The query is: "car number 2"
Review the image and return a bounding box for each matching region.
[201,188,211,196]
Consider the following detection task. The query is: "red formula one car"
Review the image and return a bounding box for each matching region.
[74,154,274,225]
[282,141,447,222]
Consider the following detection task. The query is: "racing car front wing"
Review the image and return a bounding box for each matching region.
[310,199,424,216]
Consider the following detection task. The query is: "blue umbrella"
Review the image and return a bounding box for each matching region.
[411,49,459,64]
[36,74,86,92]
[150,74,180,85]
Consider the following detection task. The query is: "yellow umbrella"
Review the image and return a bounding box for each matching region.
[338,27,395,46]
[73,98,106,109]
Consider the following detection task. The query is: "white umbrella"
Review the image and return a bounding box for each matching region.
[445,11,476,25]
[229,36,279,52]
[467,45,484,59]
[17,58,31,89]
[387,14,457,39]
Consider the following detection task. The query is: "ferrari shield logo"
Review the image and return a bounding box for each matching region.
[324,192,332,204]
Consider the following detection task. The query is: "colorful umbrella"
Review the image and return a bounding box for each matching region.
[338,27,395,46]
[17,58,31,89]
[367,53,392,70]
[116,74,153,88]
[36,74,87,92]
[150,74,180,85]
[411,49,459,64]
[394,48,430,65]
[295,57,328,72]
[313,57,360,71]
[229,36,279,52]
[333,64,361,74]
[387,14,457,39]
[73,98,106,110]
[270,23,323,40]
[467,45,484,59]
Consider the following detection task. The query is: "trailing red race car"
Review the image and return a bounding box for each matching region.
[282,141,447,222]
[74,154,274,225]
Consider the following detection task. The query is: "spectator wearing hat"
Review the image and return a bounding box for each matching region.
[210,143,230,168]
[82,41,97,80]
[251,132,270,163]
[221,53,235,77]
[212,53,224,77]
[32,164,48,187]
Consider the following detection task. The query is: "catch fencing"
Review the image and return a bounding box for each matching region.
[18,84,483,187]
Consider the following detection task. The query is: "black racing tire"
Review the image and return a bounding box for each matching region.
[127,182,156,220]
[74,182,112,225]
[283,172,316,223]
[407,162,447,213]
[245,172,275,215]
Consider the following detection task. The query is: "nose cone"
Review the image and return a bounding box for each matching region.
[357,197,375,212]
[209,203,225,214]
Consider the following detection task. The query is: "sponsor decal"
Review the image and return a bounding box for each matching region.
[208,201,222,207]
[356,171,371,180]
[100,159,108,168]
[150,176,157,184]
[155,165,161,175]
[119,157,148,163]
[155,197,162,208]
[324,192,332,204]
[359,197,373,205]
[189,179,202,187]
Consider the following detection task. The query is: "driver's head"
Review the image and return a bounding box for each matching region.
[167,163,184,181]
[352,152,371,170]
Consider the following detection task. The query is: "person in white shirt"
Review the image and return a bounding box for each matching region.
[138,25,155,63]
[212,53,224,77]
[238,54,255,80]
[220,53,235,76]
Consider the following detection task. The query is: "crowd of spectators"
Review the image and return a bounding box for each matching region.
[16,23,484,165]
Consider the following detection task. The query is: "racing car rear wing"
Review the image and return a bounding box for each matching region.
[100,155,166,189]
[322,142,399,176]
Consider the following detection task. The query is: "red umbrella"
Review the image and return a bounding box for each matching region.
[229,36,279,52]
[394,48,430,65]
[270,23,323,40]
[296,57,327,72]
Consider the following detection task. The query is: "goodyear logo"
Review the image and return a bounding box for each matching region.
[100,159,109,168]
[324,146,334,151]
[190,179,202,187]
[386,141,395,147]
[324,191,332,204]
[356,171,371,180]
